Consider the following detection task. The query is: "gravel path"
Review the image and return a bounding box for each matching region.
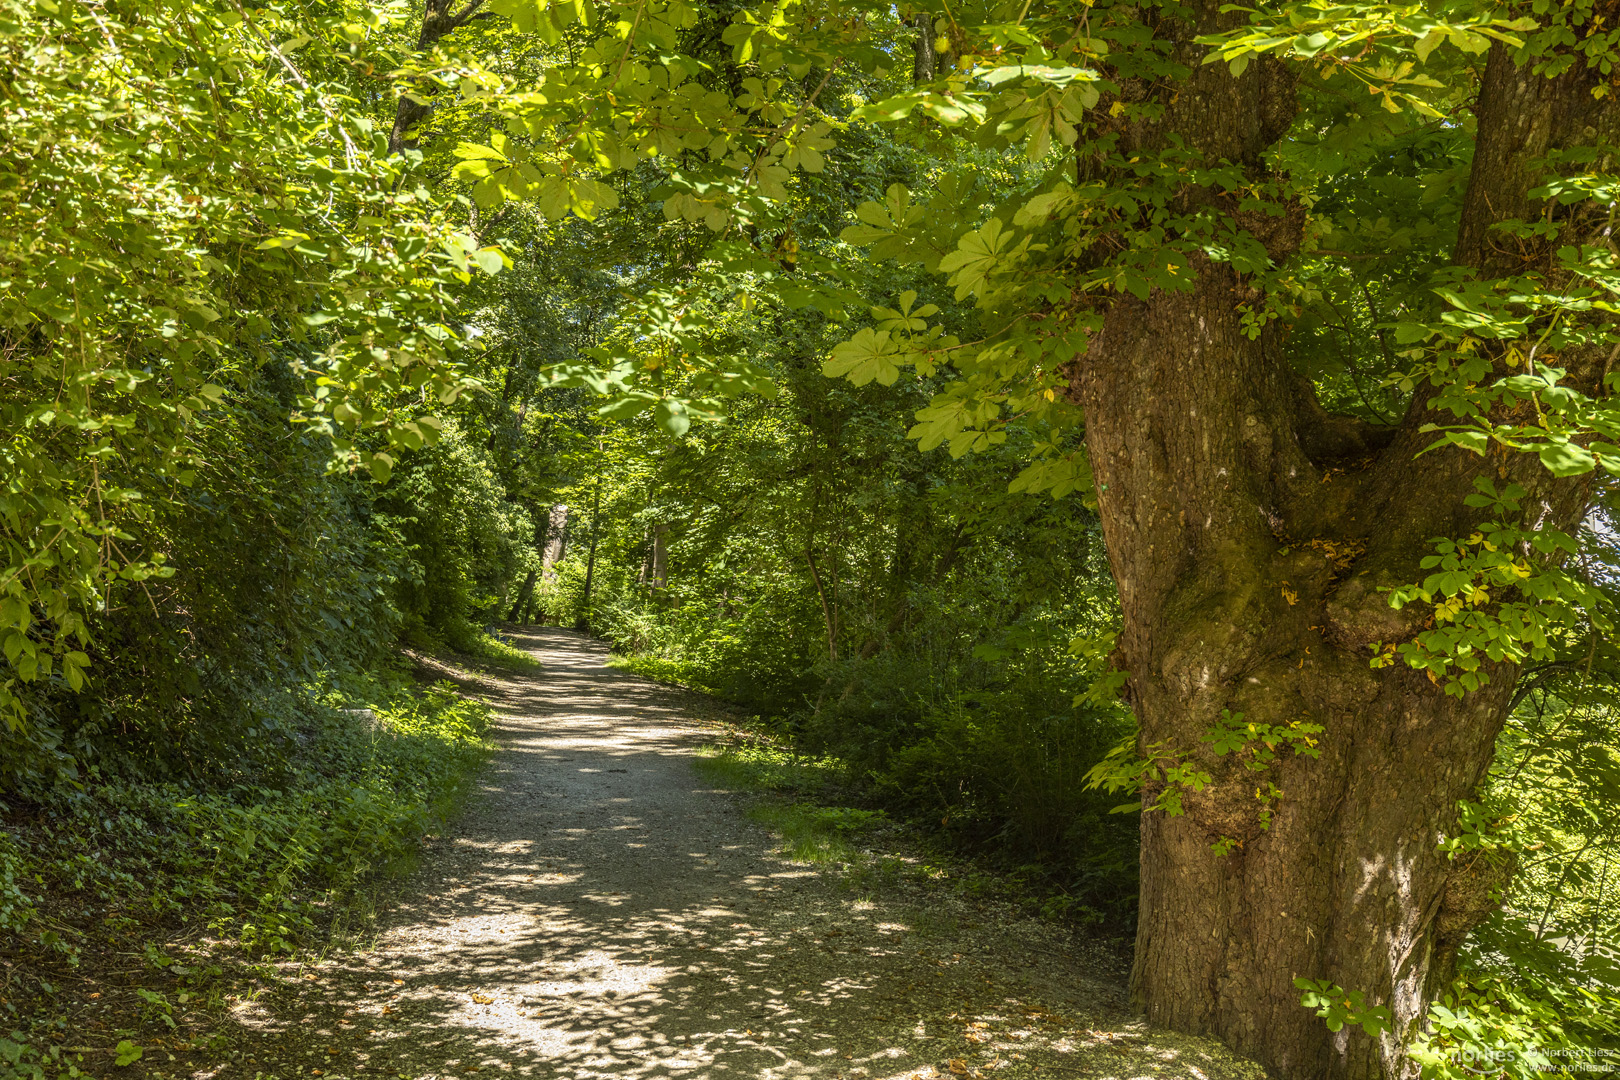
[195,628,1264,1080]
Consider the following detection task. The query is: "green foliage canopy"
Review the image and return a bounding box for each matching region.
[0,0,502,729]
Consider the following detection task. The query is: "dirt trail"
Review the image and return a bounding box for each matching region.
[200,628,1263,1080]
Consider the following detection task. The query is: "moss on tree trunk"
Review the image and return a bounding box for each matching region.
[1070,10,1618,1075]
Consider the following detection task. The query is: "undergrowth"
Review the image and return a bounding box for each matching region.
[470,631,544,671]
[692,739,1121,930]
[417,626,541,673]
[692,742,846,794]
[744,803,889,865]
[608,654,721,696]
[693,745,886,865]
[665,624,1141,936]
[0,661,492,1075]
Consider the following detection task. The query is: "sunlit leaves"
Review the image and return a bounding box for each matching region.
[1378,481,1616,696]
[851,86,988,126]
[1008,452,1095,502]
[780,121,835,173]
[823,328,901,387]
[1537,440,1598,477]
[869,289,939,334]
[451,136,621,218]
[839,183,927,262]
[938,219,1031,300]
[0,0,500,728]
[489,0,592,41]
[1197,4,1538,117]
[908,390,1006,457]
[653,397,691,436]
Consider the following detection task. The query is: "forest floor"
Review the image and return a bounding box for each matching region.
[123,627,1264,1080]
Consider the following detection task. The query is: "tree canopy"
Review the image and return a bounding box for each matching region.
[3,0,1620,1075]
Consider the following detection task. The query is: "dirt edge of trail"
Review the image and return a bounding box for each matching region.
[130,627,1267,1080]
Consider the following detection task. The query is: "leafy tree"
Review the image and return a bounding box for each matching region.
[444,0,1620,1072]
[0,0,509,734]
[5,0,1618,1072]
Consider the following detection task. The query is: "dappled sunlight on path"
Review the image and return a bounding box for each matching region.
[191,630,1262,1080]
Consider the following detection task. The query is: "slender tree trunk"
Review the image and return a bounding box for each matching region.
[575,477,602,632]
[1066,9,1616,1077]
[806,544,837,662]
[649,524,668,588]
[910,12,935,84]
[505,568,536,623]
[542,503,569,580]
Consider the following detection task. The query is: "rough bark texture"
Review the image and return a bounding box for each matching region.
[542,503,570,580]
[1066,8,1617,1077]
[388,0,487,156]
[910,12,936,84]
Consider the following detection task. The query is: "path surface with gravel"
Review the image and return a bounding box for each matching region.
[183,628,1263,1080]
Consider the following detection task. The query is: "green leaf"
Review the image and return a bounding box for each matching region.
[391,423,425,451]
[840,224,893,246]
[938,219,1014,299]
[907,397,973,452]
[1538,441,1596,477]
[1413,27,1446,61]
[256,232,311,250]
[452,142,508,161]
[852,88,986,126]
[115,1042,142,1067]
[1421,429,1487,456]
[568,177,620,220]
[598,395,655,420]
[824,328,900,386]
[489,0,548,34]
[980,64,1094,88]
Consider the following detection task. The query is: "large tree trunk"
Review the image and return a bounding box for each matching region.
[1068,10,1615,1077]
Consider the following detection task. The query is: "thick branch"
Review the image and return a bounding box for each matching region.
[387,0,488,156]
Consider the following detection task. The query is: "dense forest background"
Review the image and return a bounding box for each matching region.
[2,0,1619,1074]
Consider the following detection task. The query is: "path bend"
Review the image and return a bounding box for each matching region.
[209,628,1262,1080]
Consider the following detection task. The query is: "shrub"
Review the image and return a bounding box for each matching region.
[2,673,491,959]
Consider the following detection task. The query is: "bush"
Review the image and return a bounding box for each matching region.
[794,636,1138,928]
[374,421,540,651]
[0,367,402,796]
[1,672,491,959]
[593,576,821,714]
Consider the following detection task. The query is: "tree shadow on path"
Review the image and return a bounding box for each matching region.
[167,629,1263,1080]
